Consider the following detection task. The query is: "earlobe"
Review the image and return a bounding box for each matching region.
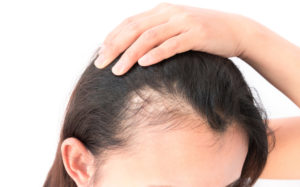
[61,137,95,187]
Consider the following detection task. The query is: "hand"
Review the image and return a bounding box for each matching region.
[94,2,251,75]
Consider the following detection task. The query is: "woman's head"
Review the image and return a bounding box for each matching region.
[44,50,275,187]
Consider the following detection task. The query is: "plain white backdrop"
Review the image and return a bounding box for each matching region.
[0,0,299,186]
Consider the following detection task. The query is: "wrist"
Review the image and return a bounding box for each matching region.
[235,15,269,60]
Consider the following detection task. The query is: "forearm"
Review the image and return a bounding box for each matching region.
[239,17,300,108]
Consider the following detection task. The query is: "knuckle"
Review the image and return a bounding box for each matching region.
[193,22,207,39]
[110,44,120,55]
[123,16,135,25]
[124,48,135,60]
[104,32,115,42]
[155,47,165,58]
[103,41,119,55]
[169,4,184,14]
[199,25,209,39]
[180,12,192,20]
[143,29,158,40]
[157,2,172,8]
[168,39,179,51]
[102,40,112,49]
[127,21,140,31]
[101,41,110,51]
[169,13,188,23]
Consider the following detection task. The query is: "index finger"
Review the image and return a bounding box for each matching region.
[94,3,172,69]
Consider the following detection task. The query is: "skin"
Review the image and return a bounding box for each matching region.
[95,124,248,187]
[94,2,300,107]
[62,2,300,186]
[62,119,249,187]
[260,116,300,179]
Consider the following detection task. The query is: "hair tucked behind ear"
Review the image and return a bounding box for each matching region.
[44,49,275,187]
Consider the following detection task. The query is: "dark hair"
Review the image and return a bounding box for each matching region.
[44,49,275,187]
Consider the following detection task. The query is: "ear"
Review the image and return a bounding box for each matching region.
[61,137,95,187]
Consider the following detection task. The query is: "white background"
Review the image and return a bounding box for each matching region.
[0,0,299,186]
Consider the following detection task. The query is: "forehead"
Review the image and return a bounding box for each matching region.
[95,121,249,187]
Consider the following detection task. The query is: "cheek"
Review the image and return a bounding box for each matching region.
[92,158,135,187]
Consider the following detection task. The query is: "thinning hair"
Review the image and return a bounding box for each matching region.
[44,49,275,187]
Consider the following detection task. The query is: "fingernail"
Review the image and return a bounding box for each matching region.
[94,55,106,68]
[138,55,150,65]
[94,45,107,68]
[112,61,125,75]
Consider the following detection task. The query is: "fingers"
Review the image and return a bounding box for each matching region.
[94,3,171,69]
[102,3,171,45]
[94,12,169,69]
[138,30,193,66]
[111,20,183,75]
[101,5,159,50]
